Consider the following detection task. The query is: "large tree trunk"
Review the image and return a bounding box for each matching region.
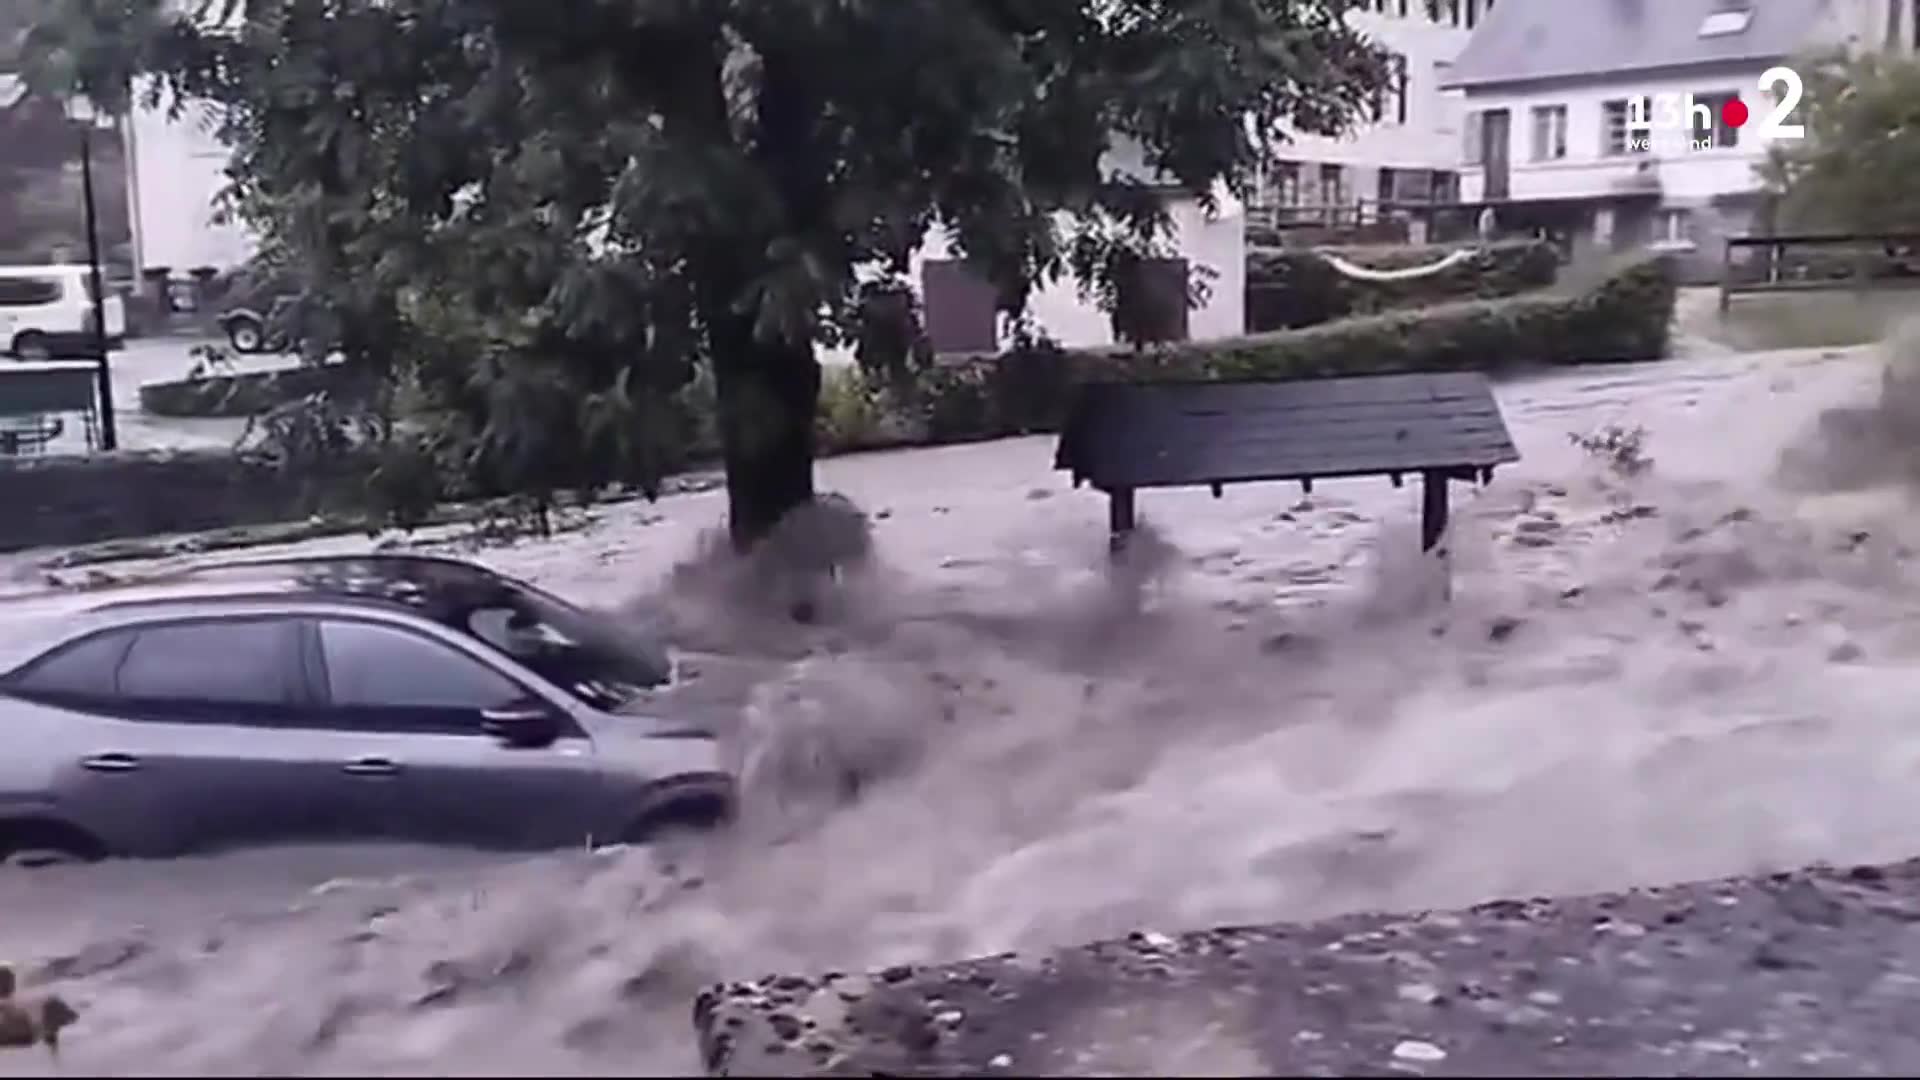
[710,315,822,551]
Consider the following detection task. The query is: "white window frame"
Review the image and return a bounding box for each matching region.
[1651,208,1696,251]
[1529,104,1567,162]
[1602,99,1648,157]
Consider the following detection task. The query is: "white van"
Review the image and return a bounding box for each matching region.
[0,265,128,360]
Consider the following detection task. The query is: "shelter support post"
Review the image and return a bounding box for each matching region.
[1107,487,1136,555]
[1420,469,1450,554]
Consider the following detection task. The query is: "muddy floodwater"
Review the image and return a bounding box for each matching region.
[7,342,1920,1075]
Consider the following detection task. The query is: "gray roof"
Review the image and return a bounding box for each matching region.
[1443,0,1829,89]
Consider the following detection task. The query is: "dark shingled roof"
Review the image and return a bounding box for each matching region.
[1443,0,1830,89]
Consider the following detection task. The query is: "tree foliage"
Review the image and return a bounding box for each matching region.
[1762,49,1920,234]
[25,0,1395,546]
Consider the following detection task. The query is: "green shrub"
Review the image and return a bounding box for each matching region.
[1245,238,1561,332]
[909,253,1674,442]
[814,363,932,453]
[815,364,889,448]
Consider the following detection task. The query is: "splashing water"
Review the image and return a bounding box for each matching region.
[14,348,1920,1076]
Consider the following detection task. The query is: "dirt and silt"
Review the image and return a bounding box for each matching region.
[9,336,1920,1074]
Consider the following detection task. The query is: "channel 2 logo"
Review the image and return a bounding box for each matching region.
[1627,66,1806,148]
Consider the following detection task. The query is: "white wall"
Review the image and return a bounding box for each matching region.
[1008,189,1246,350]
[124,83,255,273]
[1455,66,1786,205]
[1275,6,1477,174]
[817,185,1245,365]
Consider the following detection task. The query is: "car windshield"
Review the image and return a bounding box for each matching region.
[449,582,671,712]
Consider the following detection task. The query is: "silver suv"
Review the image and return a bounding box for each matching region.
[0,554,731,864]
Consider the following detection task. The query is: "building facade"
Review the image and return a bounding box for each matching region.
[1253,0,1497,241]
[889,136,1246,360]
[122,86,256,278]
[1444,0,1919,280]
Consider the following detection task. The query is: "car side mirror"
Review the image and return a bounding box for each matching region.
[480,704,560,748]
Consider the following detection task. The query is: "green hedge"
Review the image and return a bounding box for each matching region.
[813,253,1674,451]
[1245,239,1561,332]
[139,363,374,418]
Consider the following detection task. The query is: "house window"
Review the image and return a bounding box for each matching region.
[1269,161,1301,206]
[1692,90,1740,148]
[1602,99,1647,156]
[1320,163,1347,206]
[1699,9,1754,37]
[1377,167,1397,203]
[1395,55,1410,125]
[1463,110,1484,164]
[1529,104,1568,161]
[1653,208,1695,249]
[1433,170,1461,203]
[1393,168,1436,203]
[1375,54,1408,124]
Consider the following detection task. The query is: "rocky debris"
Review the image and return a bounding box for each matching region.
[694,859,1920,1076]
[1819,625,1865,663]
[1510,516,1560,549]
[0,965,77,1055]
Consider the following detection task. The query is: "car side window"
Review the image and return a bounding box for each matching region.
[117,619,301,705]
[7,629,137,697]
[318,620,524,711]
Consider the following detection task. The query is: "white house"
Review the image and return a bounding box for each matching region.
[121,86,254,277]
[117,0,257,280]
[894,2,1502,356]
[1442,0,1919,278]
[1255,0,1496,230]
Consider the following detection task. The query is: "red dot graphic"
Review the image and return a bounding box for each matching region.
[1722,98,1750,128]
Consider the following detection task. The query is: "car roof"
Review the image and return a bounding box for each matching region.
[0,554,523,671]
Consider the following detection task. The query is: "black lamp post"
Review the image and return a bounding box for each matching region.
[72,97,118,451]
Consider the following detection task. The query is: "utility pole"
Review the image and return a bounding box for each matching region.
[75,100,117,451]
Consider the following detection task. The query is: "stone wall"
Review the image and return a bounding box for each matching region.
[138,363,372,419]
[0,449,336,554]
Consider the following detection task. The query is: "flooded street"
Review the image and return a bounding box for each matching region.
[7,342,1920,1075]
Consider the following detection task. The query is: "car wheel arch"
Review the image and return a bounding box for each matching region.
[10,330,49,360]
[619,790,733,844]
[0,817,107,865]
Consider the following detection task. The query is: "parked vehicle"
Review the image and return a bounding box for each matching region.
[0,554,730,866]
[213,262,303,354]
[216,293,298,354]
[0,265,127,360]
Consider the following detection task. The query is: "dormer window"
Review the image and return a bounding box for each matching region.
[1700,2,1754,38]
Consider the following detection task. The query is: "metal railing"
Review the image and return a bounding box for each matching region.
[1718,233,1920,311]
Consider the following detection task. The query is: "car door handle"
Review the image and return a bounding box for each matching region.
[342,757,400,776]
[80,752,141,773]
